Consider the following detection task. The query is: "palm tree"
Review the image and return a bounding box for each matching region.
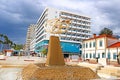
[11,43,16,49]
[3,35,12,49]
[3,35,9,43]
[0,34,4,38]
[7,40,13,49]
[0,40,3,43]
[9,40,13,47]
[0,34,4,43]
[0,34,14,50]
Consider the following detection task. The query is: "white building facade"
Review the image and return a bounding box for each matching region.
[25,24,36,52]
[82,34,120,62]
[30,24,37,52]
[35,7,91,56]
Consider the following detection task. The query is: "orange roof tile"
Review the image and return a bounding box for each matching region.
[108,42,120,48]
[84,34,117,41]
[4,50,13,52]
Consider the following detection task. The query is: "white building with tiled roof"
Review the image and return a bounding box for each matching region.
[82,34,120,63]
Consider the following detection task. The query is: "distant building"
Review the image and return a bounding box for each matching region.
[3,49,13,56]
[25,24,36,52]
[35,7,91,57]
[82,34,120,62]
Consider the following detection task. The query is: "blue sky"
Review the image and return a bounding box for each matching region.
[0,0,120,44]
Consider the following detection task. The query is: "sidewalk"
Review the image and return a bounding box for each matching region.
[85,59,120,67]
[0,56,46,66]
[77,62,120,79]
[107,61,120,67]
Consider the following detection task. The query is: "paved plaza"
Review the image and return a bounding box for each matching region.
[0,56,120,80]
[0,56,46,65]
[0,56,46,80]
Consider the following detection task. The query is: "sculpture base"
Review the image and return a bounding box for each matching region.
[46,36,65,66]
[22,64,100,80]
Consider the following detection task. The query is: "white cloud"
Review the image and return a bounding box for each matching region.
[0,0,120,44]
[1,0,119,34]
[40,0,120,34]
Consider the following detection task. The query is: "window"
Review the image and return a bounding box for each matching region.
[89,42,92,48]
[86,53,88,58]
[99,40,103,47]
[83,43,85,48]
[86,43,88,48]
[93,53,96,58]
[107,52,111,59]
[93,42,95,47]
[90,53,92,58]
[83,54,85,58]
[98,53,100,58]
[80,44,82,48]
[113,53,117,59]
[102,53,105,58]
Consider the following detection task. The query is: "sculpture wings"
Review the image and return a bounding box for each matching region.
[45,18,71,34]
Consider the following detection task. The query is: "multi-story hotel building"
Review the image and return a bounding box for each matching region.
[35,7,91,57]
[25,24,36,51]
[82,34,120,62]
[30,25,36,52]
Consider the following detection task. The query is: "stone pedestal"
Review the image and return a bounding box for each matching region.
[46,36,65,66]
[22,64,100,80]
[22,36,100,80]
